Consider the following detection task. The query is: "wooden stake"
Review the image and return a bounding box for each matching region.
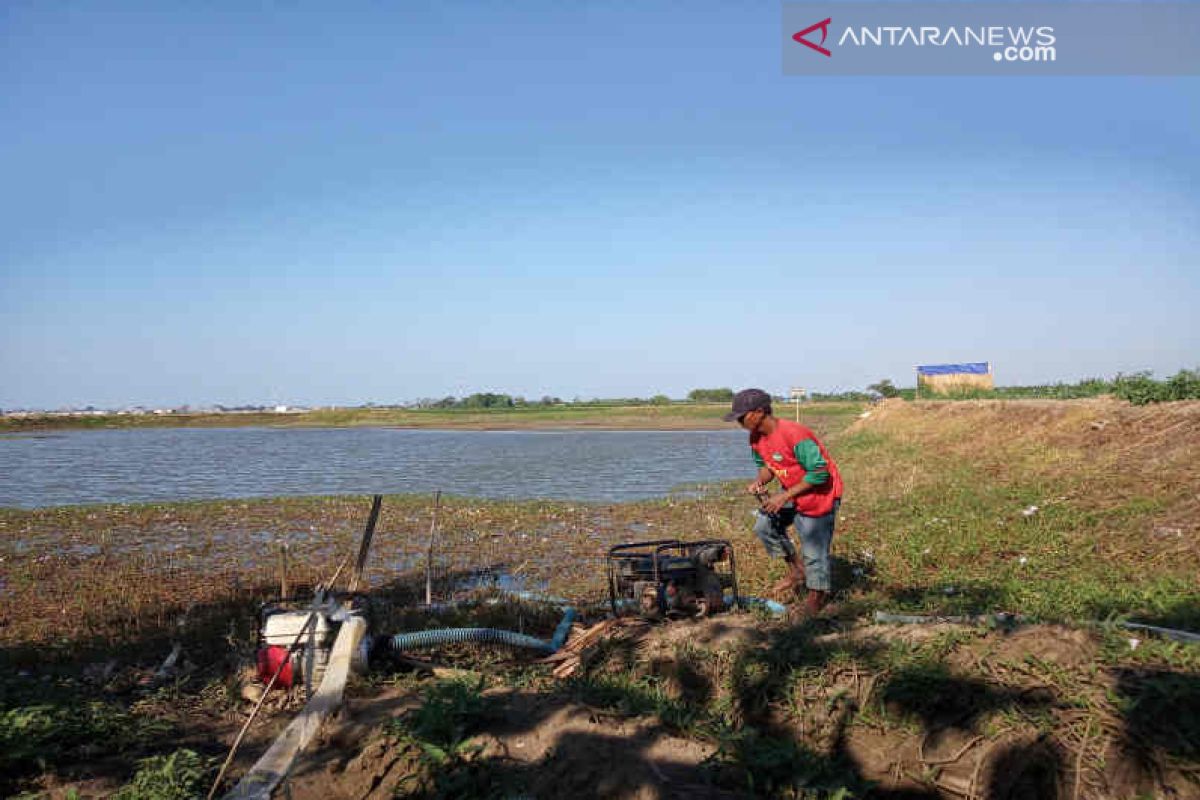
[278,543,290,599]
[347,495,382,595]
[425,490,442,605]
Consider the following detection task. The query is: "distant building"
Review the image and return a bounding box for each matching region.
[916,362,994,395]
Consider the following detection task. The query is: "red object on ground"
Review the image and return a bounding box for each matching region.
[256,645,294,689]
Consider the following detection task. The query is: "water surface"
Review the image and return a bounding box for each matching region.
[0,427,751,508]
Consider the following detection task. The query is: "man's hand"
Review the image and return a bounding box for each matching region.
[763,492,792,514]
[746,481,766,496]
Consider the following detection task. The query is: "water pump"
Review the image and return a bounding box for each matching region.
[254,597,370,691]
[606,538,740,618]
[255,607,335,690]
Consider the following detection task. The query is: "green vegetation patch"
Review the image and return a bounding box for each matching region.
[0,689,173,795]
[111,749,214,800]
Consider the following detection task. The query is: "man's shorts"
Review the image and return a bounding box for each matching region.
[752,499,840,592]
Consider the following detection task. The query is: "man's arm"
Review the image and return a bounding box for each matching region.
[794,438,829,486]
[747,451,775,493]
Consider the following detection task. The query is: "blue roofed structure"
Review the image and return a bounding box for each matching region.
[916,362,991,376]
[915,362,994,396]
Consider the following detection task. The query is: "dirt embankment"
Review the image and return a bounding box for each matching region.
[272,612,1199,800]
[854,397,1200,490]
[852,397,1200,559]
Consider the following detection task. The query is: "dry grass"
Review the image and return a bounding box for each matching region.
[854,397,1200,546]
[919,372,995,394]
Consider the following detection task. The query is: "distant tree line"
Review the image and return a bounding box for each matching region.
[1107,370,1200,404]
[686,388,734,402]
[406,388,743,409]
[853,369,1200,405]
[959,370,1200,405]
[410,393,564,409]
[405,371,1200,410]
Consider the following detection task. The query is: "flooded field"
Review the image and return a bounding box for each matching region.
[0,426,747,508]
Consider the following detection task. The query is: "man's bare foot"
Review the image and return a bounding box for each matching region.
[771,564,806,599]
[771,573,799,596]
[787,590,833,623]
[804,589,830,616]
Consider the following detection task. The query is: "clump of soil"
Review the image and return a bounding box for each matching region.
[979,623,1097,669]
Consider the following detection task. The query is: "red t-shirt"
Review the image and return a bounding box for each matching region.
[750,419,843,517]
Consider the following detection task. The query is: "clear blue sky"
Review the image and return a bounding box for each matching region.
[3,2,1197,409]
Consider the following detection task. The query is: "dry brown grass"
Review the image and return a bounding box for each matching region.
[854,397,1200,535]
[918,372,995,394]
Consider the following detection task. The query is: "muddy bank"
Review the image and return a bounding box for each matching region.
[238,614,1199,800]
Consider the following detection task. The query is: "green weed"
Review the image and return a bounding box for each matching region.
[384,677,529,800]
[570,672,706,734]
[387,676,493,763]
[0,700,147,776]
[707,726,859,798]
[112,749,212,800]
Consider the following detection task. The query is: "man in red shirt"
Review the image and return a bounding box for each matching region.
[724,388,843,616]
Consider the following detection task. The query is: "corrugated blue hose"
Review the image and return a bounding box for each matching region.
[390,607,577,655]
[549,606,576,649]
